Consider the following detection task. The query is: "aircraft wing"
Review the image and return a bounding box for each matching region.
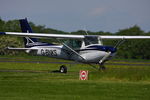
[1,32,150,39]
[99,36,150,39]
[0,32,84,39]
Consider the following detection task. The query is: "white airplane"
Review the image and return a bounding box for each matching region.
[0,18,150,73]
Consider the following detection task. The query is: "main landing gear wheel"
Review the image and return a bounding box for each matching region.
[99,63,106,70]
[59,65,67,73]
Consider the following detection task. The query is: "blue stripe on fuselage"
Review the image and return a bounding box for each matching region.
[85,45,117,53]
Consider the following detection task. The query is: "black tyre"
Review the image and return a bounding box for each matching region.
[99,64,106,70]
[59,65,67,73]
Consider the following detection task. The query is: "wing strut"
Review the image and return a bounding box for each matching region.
[114,38,126,48]
[62,43,85,61]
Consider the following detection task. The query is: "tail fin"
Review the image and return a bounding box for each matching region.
[19,18,33,33]
[19,18,38,47]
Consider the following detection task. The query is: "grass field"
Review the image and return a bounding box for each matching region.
[0,56,150,100]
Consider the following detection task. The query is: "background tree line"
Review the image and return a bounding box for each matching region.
[0,18,150,59]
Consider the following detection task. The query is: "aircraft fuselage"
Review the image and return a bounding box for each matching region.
[29,44,116,63]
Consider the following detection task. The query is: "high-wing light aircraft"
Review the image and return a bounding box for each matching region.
[0,18,150,73]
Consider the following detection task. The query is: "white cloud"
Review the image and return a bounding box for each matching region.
[88,7,107,17]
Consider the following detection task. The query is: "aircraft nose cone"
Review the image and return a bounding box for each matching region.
[108,47,117,53]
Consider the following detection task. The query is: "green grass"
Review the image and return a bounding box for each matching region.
[0,56,150,100]
[0,80,150,100]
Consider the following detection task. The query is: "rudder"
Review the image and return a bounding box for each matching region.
[19,18,38,47]
[19,18,33,33]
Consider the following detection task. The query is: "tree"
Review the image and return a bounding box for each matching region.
[0,36,22,55]
[116,25,149,59]
[0,18,5,32]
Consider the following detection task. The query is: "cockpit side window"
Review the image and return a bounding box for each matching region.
[64,39,82,49]
[84,36,98,46]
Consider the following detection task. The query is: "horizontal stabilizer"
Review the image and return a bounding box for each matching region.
[7,47,38,51]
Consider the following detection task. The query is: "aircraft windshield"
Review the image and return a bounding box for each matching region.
[64,39,82,49]
[84,36,99,46]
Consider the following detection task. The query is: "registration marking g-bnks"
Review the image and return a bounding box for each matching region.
[41,49,57,56]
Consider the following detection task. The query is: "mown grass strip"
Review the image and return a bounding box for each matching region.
[0,56,150,100]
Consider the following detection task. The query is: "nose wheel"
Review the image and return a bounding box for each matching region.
[99,64,106,70]
[99,62,106,70]
[59,65,67,73]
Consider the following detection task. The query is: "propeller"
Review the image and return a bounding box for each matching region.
[98,39,125,69]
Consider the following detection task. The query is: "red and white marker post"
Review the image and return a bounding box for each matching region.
[79,70,88,80]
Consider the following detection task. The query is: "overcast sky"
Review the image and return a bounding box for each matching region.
[0,0,150,32]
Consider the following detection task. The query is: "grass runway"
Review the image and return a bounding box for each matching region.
[0,56,150,100]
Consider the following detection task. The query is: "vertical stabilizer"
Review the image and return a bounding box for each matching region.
[19,18,38,47]
[19,18,33,33]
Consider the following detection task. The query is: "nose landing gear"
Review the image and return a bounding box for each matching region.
[99,64,106,70]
